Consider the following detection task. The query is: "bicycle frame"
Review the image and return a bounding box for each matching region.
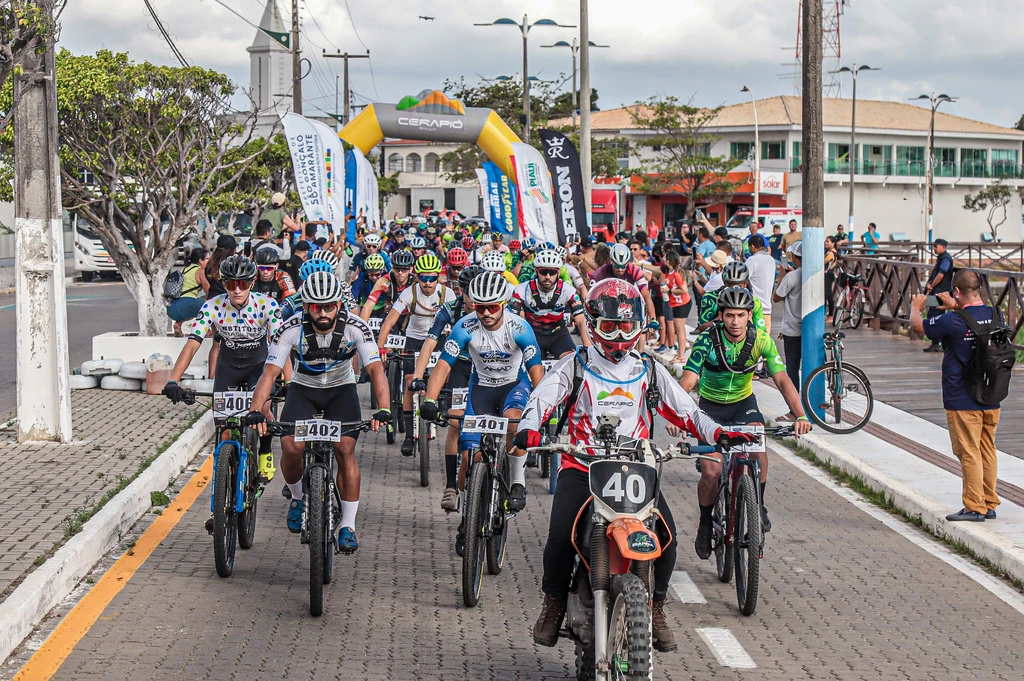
[300,441,340,544]
[210,422,252,515]
[719,449,763,555]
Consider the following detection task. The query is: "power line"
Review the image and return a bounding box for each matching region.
[141,0,189,67]
[340,0,379,100]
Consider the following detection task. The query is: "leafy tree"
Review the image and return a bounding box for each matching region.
[377,172,400,213]
[629,96,741,220]
[548,87,600,119]
[0,49,271,334]
[963,178,1017,241]
[0,1,65,104]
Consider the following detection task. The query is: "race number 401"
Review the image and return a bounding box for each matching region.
[461,415,508,435]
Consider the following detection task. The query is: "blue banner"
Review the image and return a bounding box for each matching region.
[483,161,517,237]
[345,150,359,244]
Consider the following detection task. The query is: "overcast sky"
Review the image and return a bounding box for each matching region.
[63,0,1024,129]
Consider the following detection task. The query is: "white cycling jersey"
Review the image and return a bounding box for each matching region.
[392,283,456,340]
[266,311,380,389]
[519,350,722,472]
[563,262,586,289]
[440,310,542,386]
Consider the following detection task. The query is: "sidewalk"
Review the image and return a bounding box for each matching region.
[649,345,1024,585]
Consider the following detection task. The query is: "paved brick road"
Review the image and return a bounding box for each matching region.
[17,386,1024,680]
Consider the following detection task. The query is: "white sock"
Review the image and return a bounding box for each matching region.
[510,453,527,487]
[287,480,303,501]
[340,500,359,530]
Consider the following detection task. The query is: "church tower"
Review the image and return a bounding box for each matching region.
[247,0,290,113]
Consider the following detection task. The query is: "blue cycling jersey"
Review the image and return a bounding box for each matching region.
[428,299,469,361]
[441,310,541,387]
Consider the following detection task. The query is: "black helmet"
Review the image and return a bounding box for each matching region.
[458,264,484,291]
[219,254,257,281]
[391,250,415,268]
[717,286,754,311]
[722,261,750,285]
[253,247,280,266]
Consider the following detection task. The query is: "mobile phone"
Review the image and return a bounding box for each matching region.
[925,295,939,308]
[695,210,704,220]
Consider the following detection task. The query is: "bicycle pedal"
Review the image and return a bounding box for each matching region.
[204,517,215,535]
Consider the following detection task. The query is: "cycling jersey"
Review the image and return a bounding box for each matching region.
[392,284,455,340]
[252,270,296,304]
[591,263,649,292]
[684,325,787,404]
[510,279,582,335]
[562,263,586,290]
[266,311,380,389]
[365,272,410,308]
[520,349,721,472]
[440,310,541,387]
[698,289,767,330]
[188,292,282,368]
[427,299,468,360]
[384,240,407,255]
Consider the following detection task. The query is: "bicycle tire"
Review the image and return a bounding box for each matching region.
[213,445,238,578]
[462,461,489,607]
[801,362,874,434]
[849,291,865,329]
[548,453,559,495]
[322,480,334,586]
[307,470,327,617]
[237,444,258,550]
[832,289,847,328]
[734,475,761,616]
[486,448,510,575]
[608,573,654,681]
[714,483,733,584]
[418,416,430,488]
[369,387,378,410]
[389,360,404,437]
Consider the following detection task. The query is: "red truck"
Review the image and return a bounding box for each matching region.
[590,189,619,242]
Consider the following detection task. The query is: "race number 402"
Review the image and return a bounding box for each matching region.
[294,419,343,442]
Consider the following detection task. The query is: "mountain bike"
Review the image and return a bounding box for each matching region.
[381,335,406,444]
[683,424,794,616]
[412,351,442,487]
[802,328,874,434]
[833,267,870,329]
[267,418,372,617]
[536,358,562,496]
[528,414,713,681]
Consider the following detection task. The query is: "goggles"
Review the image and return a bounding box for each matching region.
[593,318,642,341]
[307,302,339,315]
[257,265,277,273]
[476,302,505,315]
[225,279,253,291]
[417,274,439,284]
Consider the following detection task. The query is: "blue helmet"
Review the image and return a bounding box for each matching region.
[542,241,557,252]
[522,237,537,251]
[298,258,334,282]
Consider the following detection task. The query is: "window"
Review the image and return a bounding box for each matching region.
[992,149,1019,178]
[387,153,404,173]
[406,153,422,172]
[730,142,754,160]
[761,141,786,160]
[960,148,987,178]
[935,148,957,177]
[599,140,631,170]
[862,145,892,175]
[896,146,925,176]
[791,141,802,171]
[424,153,440,173]
[827,143,851,174]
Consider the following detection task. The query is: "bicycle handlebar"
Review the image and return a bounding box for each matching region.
[266,420,373,439]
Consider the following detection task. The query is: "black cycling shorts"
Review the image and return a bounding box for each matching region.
[280,383,363,441]
[403,336,426,374]
[536,329,576,359]
[212,362,264,394]
[698,394,765,428]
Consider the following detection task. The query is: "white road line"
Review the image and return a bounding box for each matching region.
[770,442,1024,618]
[669,570,706,604]
[696,627,757,669]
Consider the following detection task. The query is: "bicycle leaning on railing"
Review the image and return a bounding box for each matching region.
[832,266,871,329]
[801,326,874,434]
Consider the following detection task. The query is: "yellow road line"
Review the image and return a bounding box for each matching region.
[13,455,212,681]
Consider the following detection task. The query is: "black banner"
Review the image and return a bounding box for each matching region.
[538,129,590,242]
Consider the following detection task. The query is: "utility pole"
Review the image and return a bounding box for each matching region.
[913,93,955,244]
[291,0,301,113]
[580,0,592,217]
[837,64,879,243]
[801,0,825,419]
[15,28,72,442]
[323,51,370,125]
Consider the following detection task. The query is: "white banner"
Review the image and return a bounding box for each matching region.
[511,142,558,244]
[281,113,330,223]
[352,148,379,231]
[475,168,489,198]
[308,119,347,240]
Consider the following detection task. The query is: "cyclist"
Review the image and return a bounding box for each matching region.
[409,265,483,511]
[245,271,392,553]
[515,279,757,652]
[384,228,407,255]
[554,245,589,300]
[420,271,544,516]
[592,242,657,328]
[409,236,430,261]
[510,248,589,359]
[461,236,480,264]
[162,255,283,485]
[679,286,810,555]
[482,250,519,287]
[353,253,389,321]
[359,249,414,322]
[695,261,766,333]
[252,247,296,303]
[350,233,391,296]
[282,258,336,320]
[377,254,455,456]
[443,247,469,291]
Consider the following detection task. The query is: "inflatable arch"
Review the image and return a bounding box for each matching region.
[338,89,522,180]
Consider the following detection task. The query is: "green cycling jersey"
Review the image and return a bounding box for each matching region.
[699,289,766,330]
[684,325,787,404]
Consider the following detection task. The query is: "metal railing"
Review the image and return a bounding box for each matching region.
[814,159,1024,179]
[841,242,1024,271]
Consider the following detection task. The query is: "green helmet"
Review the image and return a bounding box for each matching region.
[414,253,442,275]
[363,253,386,273]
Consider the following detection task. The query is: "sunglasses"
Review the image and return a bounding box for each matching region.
[392,266,412,273]
[476,302,504,315]
[537,268,560,277]
[225,279,253,291]
[418,275,439,283]
[447,266,464,276]
[307,302,338,315]
[364,244,378,250]
[257,265,276,272]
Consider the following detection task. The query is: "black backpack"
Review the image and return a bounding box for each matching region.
[954,309,1016,406]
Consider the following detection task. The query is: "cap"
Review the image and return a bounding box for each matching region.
[580,236,593,248]
[271,192,286,206]
[216,234,237,251]
[709,250,729,268]
[787,241,803,258]
[933,238,948,247]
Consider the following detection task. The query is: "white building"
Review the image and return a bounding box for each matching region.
[380,140,483,219]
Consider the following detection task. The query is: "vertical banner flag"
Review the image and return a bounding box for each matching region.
[309,119,346,241]
[475,168,489,202]
[538,129,590,241]
[483,161,517,237]
[344,149,359,244]
[511,142,558,244]
[355,150,379,232]
[281,113,329,224]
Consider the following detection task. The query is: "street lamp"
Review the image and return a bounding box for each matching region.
[542,39,608,128]
[836,64,880,241]
[475,15,575,144]
[741,86,759,228]
[912,93,956,244]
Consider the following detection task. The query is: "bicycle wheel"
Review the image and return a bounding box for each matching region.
[832,290,848,328]
[237,435,259,550]
[418,416,430,488]
[307,469,327,617]
[322,481,335,586]
[486,449,510,575]
[607,573,653,681]
[212,445,238,578]
[462,461,489,607]
[387,361,401,443]
[802,362,874,434]
[734,475,762,616]
[549,454,559,495]
[713,483,733,584]
[849,291,865,329]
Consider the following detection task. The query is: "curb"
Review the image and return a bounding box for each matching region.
[0,411,214,663]
[649,349,1024,586]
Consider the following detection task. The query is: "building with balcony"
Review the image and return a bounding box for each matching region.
[380,140,483,219]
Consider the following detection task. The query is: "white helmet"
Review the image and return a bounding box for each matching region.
[534,249,563,270]
[363,233,382,247]
[309,249,340,271]
[554,246,568,261]
[481,250,507,273]
[301,270,344,304]
[610,243,631,267]
[468,271,509,304]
